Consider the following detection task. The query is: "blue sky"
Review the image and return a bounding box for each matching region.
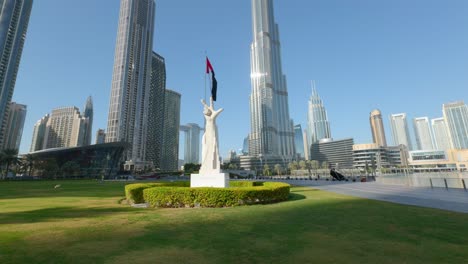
[13,0,468,157]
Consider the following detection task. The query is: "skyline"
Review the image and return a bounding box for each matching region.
[12,0,468,157]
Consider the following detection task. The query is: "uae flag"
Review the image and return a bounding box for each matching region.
[206,57,218,101]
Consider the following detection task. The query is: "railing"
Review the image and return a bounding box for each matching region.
[376,172,468,190]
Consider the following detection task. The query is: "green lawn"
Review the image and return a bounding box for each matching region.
[0,180,467,264]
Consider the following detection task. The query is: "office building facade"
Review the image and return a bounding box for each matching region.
[106,0,155,163]
[249,0,295,157]
[0,0,33,147]
[310,138,354,169]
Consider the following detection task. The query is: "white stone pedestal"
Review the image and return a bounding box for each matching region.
[190,173,230,188]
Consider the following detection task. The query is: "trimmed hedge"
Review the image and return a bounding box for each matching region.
[125,181,189,204]
[141,182,290,208]
[229,181,263,187]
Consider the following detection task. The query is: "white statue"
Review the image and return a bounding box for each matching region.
[190,97,229,188]
[200,97,223,174]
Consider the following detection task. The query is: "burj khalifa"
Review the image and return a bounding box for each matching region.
[249,0,295,158]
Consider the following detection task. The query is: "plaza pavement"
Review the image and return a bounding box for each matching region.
[281,179,468,213]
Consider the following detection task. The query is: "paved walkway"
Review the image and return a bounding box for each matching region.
[283,180,468,213]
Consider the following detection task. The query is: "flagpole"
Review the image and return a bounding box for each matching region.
[204,51,207,103]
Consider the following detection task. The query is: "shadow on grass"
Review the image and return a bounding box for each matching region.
[0,206,136,224]
[2,189,468,264]
[288,192,306,201]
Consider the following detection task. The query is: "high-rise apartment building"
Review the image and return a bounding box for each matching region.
[2,102,26,150]
[390,113,413,150]
[82,96,93,146]
[146,52,166,169]
[249,0,295,157]
[106,0,155,163]
[95,129,106,144]
[443,101,468,149]
[431,117,451,151]
[413,117,434,150]
[302,129,310,160]
[294,124,305,159]
[369,109,387,147]
[30,114,48,152]
[43,106,86,149]
[161,89,181,171]
[180,123,202,164]
[0,0,33,148]
[307,86,331,145]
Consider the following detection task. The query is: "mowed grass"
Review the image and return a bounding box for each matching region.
[0,181,467,264]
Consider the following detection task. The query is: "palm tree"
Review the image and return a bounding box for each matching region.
[1,149,20,179]
[310,160,319,176]
[263,164,271,176]
[274,164,282,176]
[23,154,37,176]
[299,160,307,170]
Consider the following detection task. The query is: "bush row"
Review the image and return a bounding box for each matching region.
[142,182,290,208]
[125,181,189,204]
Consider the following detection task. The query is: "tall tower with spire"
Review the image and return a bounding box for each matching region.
[83,96,93,146]
[249,0,295,157]
[307,83,331,144]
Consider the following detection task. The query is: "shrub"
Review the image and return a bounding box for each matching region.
[125,181,189,204]
[140,181,290,208]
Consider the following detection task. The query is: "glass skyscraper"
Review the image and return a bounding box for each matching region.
[307,86,331,144]
[106,0,155,163]
[82,96,93,146]
[390,113,413,150]
[293,124,305,159]
[0,0,33,148]
[443,101,468,149]
[413,117,434,150]
[161,89,181,171]
[146,52,166,169]
[249,0,295,158]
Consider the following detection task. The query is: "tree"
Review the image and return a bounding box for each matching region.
[299,160,307,170]
[321,161,329,170]
[288,161,298,172]
[1,149,20,179]
[184,163,201,174]
[23,154,37,176]
[310,160,319,173]
[274,164,282,176]
[305,160,312,176]
[37,159,59,179]
[263,164,271,176]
